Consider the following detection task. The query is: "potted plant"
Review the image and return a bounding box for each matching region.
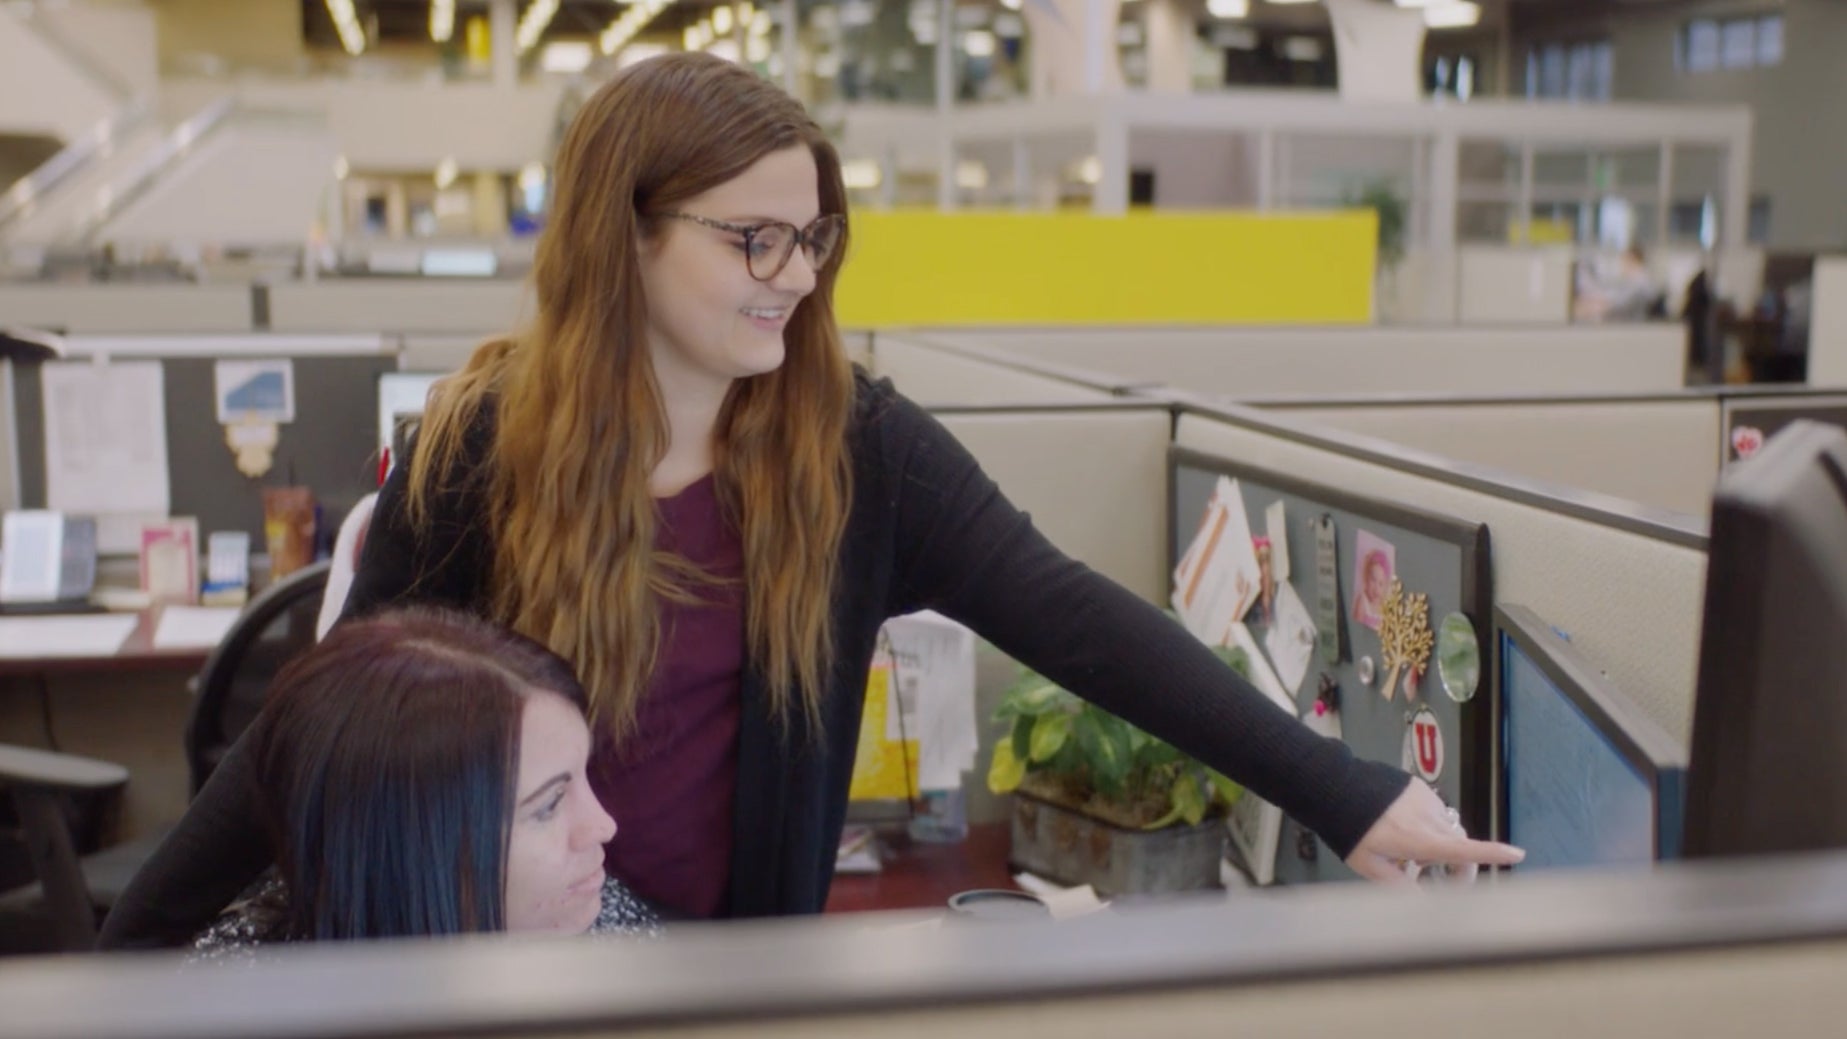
[985,646,1250,896]
[1347,179,1410,321]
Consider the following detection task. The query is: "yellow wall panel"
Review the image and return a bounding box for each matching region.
[834,210,1377,327]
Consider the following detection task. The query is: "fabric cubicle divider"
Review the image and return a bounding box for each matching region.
[0,284,252,334]
[267,280,531,335]
[930,403,1173,825]
[908,325,1689,397]
[1255,395,1723,517]
[870,334,1116,407]
[1175,407,1707,745]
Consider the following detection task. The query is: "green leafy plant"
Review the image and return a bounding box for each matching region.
[986,646,1248,831]
[1346,180,1408,270]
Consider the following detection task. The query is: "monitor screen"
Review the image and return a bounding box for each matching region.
[1500,605,1685,869]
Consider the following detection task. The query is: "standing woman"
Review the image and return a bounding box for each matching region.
[103,53,1516,945]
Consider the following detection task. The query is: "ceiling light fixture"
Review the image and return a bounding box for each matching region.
[516,0,561,54]
[430,0,455,43]
[324,0,365,55]
[1423,1,1481,29]
[602,0,679,55]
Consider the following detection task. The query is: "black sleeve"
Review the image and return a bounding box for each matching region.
[96,738,271,950]
[881,390,1409,859]
[341,426,492,621]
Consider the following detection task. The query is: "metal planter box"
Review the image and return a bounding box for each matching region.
[1008,790,1225,896]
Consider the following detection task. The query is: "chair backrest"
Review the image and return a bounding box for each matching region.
[183,562,331,797]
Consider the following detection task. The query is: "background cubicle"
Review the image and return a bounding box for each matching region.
[882,324,1691,398]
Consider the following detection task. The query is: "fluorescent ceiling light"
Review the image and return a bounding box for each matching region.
[540,40,593,73]
[516,0,561,53]
[430,0,455,43]
[601,0,679,56]
[1392,0,1443,7]
[1206,0,1249,18]
[324,0,365,55]
[1423,1,1481,29]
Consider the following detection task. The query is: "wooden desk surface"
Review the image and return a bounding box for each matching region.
[824,822,1021,914]
[0,610,212,678]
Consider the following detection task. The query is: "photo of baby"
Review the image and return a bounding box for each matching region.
[1350,530,1396,632]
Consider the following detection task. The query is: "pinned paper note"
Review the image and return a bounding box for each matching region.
[880,611,978,791]
[1263,581,1318,696]
[1172,478,1263,644]
[1264,500,1290,582]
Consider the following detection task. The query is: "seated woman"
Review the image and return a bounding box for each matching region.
[192,608,659,958]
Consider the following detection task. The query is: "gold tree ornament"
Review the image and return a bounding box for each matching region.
[1376,578,1433,702]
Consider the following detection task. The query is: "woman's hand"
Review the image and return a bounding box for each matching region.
[1345,780,1524,884]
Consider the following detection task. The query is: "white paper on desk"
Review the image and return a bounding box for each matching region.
[0,614,136,658]
[41,362,170,554]
[151,605,241,649]
[1171,478,1262,644]
[1263,582,1318,697]
[880,610,978,790]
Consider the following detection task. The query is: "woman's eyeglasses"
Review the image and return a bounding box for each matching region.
[658,212,845,282]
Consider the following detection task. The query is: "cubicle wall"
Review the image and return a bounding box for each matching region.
[267,280,531,335]
[0,284,252,333]
[1254,394,1722,517]
[1175,405,1706,745]
[870,335,1116,407]
[905,325,1690,397]
[11,849,1847,1038]
[1806,256,1847,388]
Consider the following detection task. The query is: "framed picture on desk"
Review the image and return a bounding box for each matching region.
[140,518,199,605]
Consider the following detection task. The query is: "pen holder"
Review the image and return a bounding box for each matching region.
[262,486,317,580]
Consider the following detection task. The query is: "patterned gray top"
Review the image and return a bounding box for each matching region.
[189,872,662,963]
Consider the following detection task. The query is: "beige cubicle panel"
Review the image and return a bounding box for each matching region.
[268,280,530,335]
[1176,408,1706,743]
[911,325,1688,397]
[871,335,1115,407]
[1807,257,1847,388]
[1258,395,1722,517]
[934,404,1171,824]
[13,849,1847,1039]
[1454,245,1575,325]
[0,284,251,333]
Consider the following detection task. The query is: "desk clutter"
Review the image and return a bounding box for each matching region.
[0,502,319,656]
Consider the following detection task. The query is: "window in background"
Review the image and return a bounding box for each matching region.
[1526,40,1611,100]
[1427,53,1477,100]
[1681,14,1782,73]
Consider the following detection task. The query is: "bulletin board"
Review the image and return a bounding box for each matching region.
[1168,446,1494,886]
[10,355,392,551]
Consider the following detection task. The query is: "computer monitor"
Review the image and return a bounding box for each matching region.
[1498,604,1686,868]
[1684,420,1847,859]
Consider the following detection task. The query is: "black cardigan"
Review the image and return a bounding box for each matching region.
[98,372,1407,947]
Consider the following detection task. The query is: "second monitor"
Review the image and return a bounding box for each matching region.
[1498,603,1686,869]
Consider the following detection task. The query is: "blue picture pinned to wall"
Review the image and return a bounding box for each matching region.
[214,359,296,424]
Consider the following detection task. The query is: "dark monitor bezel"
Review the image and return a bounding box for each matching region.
[1496,603,1688,863]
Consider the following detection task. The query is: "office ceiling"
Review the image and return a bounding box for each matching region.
[299,0,1674,51]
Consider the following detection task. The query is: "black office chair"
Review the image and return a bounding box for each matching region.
[184,561,331,796]
[0,561,332,953]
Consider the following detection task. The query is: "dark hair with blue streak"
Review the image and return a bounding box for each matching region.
[246,607,588,940]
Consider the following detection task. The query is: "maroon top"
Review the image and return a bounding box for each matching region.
[590,473,743,918]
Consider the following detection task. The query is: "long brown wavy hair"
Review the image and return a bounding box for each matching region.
[408,53,854,744]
